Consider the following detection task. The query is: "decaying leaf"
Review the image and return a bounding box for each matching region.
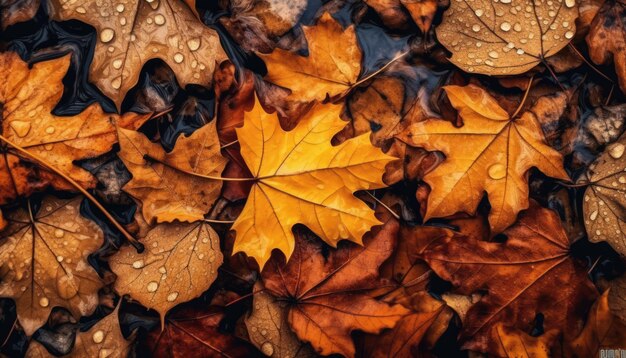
[26,302,133,357]
[109,221,222,323]
[608,275,626,323]
[48,0,227,108]
[423,204,597,354]
[245,282,316,358]
[262,229,410,357]
[260,12,362,102]
[0,0,38,29]
[0,52,148,205]
[564,290,626,357]
[586,0,626,94]
[0,196,104,336]
[117,120,227,224]
[397,84,569,233]
[145,305,260,357]
[491,324,557,358]
[436,0,578,75]
[232,96,396,268]
[582,133,626,255]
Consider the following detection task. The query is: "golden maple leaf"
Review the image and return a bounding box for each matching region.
[397,84,569,233]
[117,120,227,224]
[109,221,222,324]
[0,196,104,335]
[0,52,148,205]
[48,0,227,108]
[260,12,362,102]
[26,302,133,357]
[232,96,396,268]
[436,0,578,75]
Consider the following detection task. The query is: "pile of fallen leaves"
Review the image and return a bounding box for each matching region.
[0,0,625,356]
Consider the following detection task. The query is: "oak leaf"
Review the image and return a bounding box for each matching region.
[586,0,626,94]
[48,0,227,108]
[26,302,133,357]
[583,119,626,255]
[564,290,626,357]
[436,0,578,75]
[0,196,104,336]
[144,305,260,357]
[117,120,227,224]
[260,12,362,102]
[423,204,597,354]
[397,84,569,233]
[232,96,396,268]
[261,229,410,357]
[491,324,558,358]
[0,52,148,205]
[109,221,222,323]
[245,282,316,358]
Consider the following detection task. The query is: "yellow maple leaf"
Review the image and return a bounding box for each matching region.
[397,84,569,233]
[232,97,396,268]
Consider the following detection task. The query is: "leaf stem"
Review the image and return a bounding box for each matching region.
[557,180,589,188]
[568,43,614,83]
[365,191,400,220]
[0,134,142,251]
[203,218,235,224]
[224,288,267,307]
[511,75,535,119]
[220,140,239,149]
[143,154,255,181]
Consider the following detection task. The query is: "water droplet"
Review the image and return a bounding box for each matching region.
[261,342,274,356]
[488,51,499,59]
[590,210,598,221]
[45,126,55,134]
[609,143,625,159]
[56,255,64,263]
[500,22,511,31]
[158,266,167,274]
[116,4,124,12]
[174,53,184,63]
[100,28,115,43]
[488,163,506,180]
[154,14,166,25]
[76,6,86,13]
[9,121,31,137]
[565,31,574,39]
[261,329,267,336]
[113,59,123,69]
[198,253,205,259]
[517,49,525,55]
[132,260,144,269]
[39,297,49,307]
[167,292,179,302]
[500,0,511,3]
[472,24,480,32]
[474,9,484,16]
[57,274,79,299]
[92,330,105,343]
[99,348,112,358]
[187,38,201,51]
[565,0,575,7]
[619,176,625,184]
[54,229,64,238]
[147,281,158,292]
[562,21,569,27]
[316,184,325,190]
[111,76,122,90]
[120,17,127,25]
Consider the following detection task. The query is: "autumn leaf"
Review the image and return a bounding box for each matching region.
[397,84,569,233]
[117,120,227,224]
[0,52,148,205]
[0,0,37,29]
[245,282,316,358]
[260,12,362,102]
[109,221,222,324]
[48,0,227,108]
[232,96,396,268]
[436,0,578,75]
[564,290,626,357]
[491,324,558,358]
[583,116,626,256]
[26,302,133,357]
[144,304,260,357]
[586,0,626,94]
[423,203,597,354]
[0,196,104,336]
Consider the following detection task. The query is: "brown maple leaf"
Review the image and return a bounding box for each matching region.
[261,228,409,357]
[0,52,148,205]
[423,203,598,354]
[48,0,227,108]
[0,196,104,335]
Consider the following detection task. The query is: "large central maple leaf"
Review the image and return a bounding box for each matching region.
[232,97,396,268]
[397,84,569,233]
